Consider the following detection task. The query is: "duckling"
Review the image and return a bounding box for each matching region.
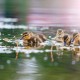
[73,33,80,46]
[21,32,47,48]
[54,29,64,42]
[63,34,72,46]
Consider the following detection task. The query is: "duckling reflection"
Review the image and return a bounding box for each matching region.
[72,48,80,62]
[15,41,45,59]
[72,32,80,63]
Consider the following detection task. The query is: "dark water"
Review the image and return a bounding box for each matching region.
[0,28,80,80]
[0,51,80,80]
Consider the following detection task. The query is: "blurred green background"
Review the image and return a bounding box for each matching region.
[5,0,28,24]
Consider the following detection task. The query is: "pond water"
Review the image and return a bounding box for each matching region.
[0,51,80,80]
[0,28,80,80]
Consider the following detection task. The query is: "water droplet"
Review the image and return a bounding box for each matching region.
[44,56,48,60]
[54,62,58,66]
[26,54,30,57]
[0,65,4,69]
[72,60,76,65]
[6,60,11,64]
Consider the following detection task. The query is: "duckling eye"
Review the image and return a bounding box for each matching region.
[23,34,28,37]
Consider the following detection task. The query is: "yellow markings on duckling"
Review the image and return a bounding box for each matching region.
[24,35,31,40]
[25,46,31,49]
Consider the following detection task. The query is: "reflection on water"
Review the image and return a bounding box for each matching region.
[16,58,39,80]
[1,50,80,80]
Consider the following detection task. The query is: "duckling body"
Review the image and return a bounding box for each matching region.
[21,32,47,48]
